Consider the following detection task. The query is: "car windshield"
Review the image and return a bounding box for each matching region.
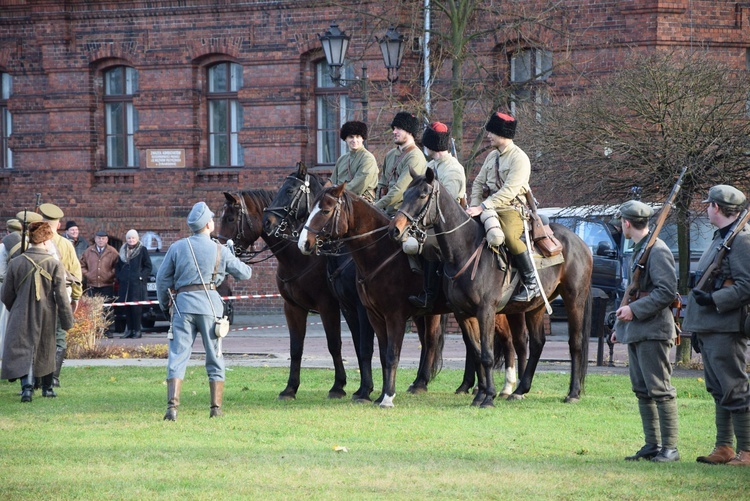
[623,216,713,259]
[149,253,165,275]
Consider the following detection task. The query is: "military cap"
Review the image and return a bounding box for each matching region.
[15,210,43,223]
[6,218,22,232]
[618,200,654,220]
[702,184,746,208]
[187,201,214,232]
[38,203,65,221]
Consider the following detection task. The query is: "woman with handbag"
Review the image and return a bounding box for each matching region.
[156,201,252,421]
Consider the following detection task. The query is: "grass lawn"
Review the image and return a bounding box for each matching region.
[0,366,744,500]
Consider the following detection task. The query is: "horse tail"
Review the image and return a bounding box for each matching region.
[580,287,592,392]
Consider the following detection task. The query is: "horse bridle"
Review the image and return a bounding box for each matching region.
[263,173,312,241]
[302,191,345,254]
[396,180,443,246]
[217,193,276,263]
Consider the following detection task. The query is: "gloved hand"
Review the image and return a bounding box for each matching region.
[692,289,715,307]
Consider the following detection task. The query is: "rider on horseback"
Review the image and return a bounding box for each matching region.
[331,121,379,202]
[409,121,467,313]
[466,111,540,302]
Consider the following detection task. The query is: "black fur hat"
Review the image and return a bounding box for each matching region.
[340,121,368,141]
[485,111,517,139]
[390,111,421,139]
[422,122,451,152]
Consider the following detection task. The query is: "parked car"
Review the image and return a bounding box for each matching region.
[114,250,234,332]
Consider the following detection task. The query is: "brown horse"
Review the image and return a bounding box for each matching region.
[217,189,358,400]
[389,168,593,406]
[298,183,528,406]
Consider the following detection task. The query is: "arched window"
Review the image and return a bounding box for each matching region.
[104,66,139,167]
[315,60,353,166]
[207,62,244,167]
[1,72,11,169]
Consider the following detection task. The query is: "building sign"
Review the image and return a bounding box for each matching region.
[146,149,185,168]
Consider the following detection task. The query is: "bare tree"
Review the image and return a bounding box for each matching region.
[521,48,750,362]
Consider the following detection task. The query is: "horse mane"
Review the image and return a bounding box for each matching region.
[239,189,276,210]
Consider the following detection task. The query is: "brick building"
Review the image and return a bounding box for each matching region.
[1,0,749,312]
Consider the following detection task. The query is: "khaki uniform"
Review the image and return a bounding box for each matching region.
[332,147,379,202]
[375,145,426,215]
[428,155,466,205]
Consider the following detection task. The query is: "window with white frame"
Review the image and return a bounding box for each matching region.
[208,62,244,167]
[315,60,354,166]
[1,72,11,169]
[509,48,552,115]
[104,66,139,168]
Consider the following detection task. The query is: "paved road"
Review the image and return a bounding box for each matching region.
[72,314,705,377]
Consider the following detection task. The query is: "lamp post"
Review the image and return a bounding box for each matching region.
[318,23,405,122]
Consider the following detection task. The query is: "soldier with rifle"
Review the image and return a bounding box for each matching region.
[683,184,750,467]
[612,171,683,463]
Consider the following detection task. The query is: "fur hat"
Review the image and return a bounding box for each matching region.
[485,111,517,139]
[65,220,78,230]
[187,201,214,232]
[422,122,451,152]
[390,111,420,139]
[29,221,54,244]
[340,121,368,141]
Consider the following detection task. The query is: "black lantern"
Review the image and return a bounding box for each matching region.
[377,26,405,82]
[318,23,350,82]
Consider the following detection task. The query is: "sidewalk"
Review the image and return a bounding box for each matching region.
[66,314,704,377]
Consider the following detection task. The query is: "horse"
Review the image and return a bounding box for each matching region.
[388,168,593,406]
[217,188,366,401]
[265,163,526,399]
[297,182,528,406]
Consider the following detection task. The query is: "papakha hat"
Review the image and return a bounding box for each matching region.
[340,121,368,141]
[702,185,746,208]
[390,111,421,139]
[618,200,654,220]
[422,122,451,152]
[485,111,517,139]
[187,201,214,232]
[38,203,64,221]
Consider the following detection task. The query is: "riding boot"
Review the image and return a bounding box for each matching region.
[53,348,65,387]
[20,374,34,403]
[164,378,182,421]
[409,260,441,313]
[41,373,57,398]
[510,252,541,302]
[209,380,224,418]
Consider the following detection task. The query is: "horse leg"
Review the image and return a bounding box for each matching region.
[352,304,375,402]
[455,315,488,406]
[495,315,516,398]
[456,323,477,394]
[508,313,528,387]
[510,308,546,400]
[409,314,442,394]
[377,317,407,408]
[319,303,347,399]
[279,302,308,400]
[563,289,591,403]
[478,309,498,408]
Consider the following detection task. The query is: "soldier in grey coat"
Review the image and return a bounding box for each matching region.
[156,201,252,421]
[613,200,679,462]
[684,185,750,466]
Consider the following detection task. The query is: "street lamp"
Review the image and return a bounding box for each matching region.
[318,23,405,120]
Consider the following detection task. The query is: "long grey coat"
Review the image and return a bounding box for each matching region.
[615,238,677,343]
[683,226,750,334]
[1,248,75,380]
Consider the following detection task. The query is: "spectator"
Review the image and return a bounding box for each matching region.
[63,220,88,259]
[1,221,75,402]
[116,229,152,339]
[80,230,119,338]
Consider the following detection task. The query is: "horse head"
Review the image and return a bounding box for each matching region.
[218,190,272,257]
[263,161,327,240]
[297,183,350,255]
[389,166,441,243]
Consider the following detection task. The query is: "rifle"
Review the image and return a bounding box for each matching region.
[694,204,750,293]
[19,209,30,254]
[620,166,688,307]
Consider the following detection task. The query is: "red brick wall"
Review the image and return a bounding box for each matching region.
[1,0,748,313]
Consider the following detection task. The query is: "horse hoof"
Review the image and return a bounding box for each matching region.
[327,390,346,399]
[563,396,580,404]
[471,394,484,407]
[455,385,472,394]
[378,394,396,408]
[277,393,296,401]
[507,393,525,401]
[407,384,427,395]
[353,396,372,404]
[498,392,512,398]
[480,400,496,409]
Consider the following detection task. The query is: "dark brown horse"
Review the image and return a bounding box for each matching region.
[389,168,593,406]
[297,183,529,406]
[217,189,358,400]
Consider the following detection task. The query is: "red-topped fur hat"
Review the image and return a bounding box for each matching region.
[485,111,517,139]
[422,122,451,152]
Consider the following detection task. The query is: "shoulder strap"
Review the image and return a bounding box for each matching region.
[186,238,222,318]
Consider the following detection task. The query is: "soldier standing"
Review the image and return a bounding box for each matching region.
[684,185,750,466]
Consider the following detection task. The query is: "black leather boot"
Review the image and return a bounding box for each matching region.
[20,375,34,403]
[53,348,65,387]
[511,252,541,302]
[409,260,441,314]
[41,373,57,398]
[164,378,182,421]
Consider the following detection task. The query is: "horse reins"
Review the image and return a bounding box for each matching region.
[263,172,312,241]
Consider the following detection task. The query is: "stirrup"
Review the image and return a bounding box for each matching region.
[511,283,540,302]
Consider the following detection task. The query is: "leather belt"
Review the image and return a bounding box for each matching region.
[177,283,215,294]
